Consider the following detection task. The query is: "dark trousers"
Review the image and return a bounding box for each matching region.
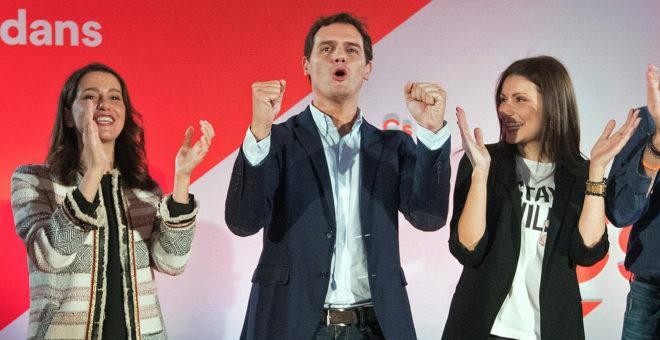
[313,324,384,340]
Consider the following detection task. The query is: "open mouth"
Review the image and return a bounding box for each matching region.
[333,68,347,81]
[502,120,523,129]
[94,114,114,125]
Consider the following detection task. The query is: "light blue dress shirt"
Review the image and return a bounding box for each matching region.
[242,104,450,307]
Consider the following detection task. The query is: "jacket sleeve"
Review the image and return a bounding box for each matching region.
[225,129,282,237]
[398,133,451,231]
[605,107,657,227]
[11,166,98,273]
[150,193,198,276]
[570,227,609,266]
[447,154,490,267]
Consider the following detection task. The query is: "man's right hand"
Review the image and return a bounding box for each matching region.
[251,80,286,141]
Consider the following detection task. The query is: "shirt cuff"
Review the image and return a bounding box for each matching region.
[415,121,450,151]
[242,127,271,166]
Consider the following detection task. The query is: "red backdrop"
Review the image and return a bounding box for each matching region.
[0,1,430,330]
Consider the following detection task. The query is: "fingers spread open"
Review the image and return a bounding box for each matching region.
[206,120,216,138]
[599,119,616,140]
[278,79,287,98]
[456,107,470,135]
[617,109,641,138]
[200,120,215,142]
[198,134,210,155]
[474,127,484,147]
[182,126,194,147]
[648,64,659,112]
[648,64,659,92]
[625,108,636,126]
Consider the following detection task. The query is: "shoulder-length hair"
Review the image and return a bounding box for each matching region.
[495,56,582,168]
[47,63,157,190]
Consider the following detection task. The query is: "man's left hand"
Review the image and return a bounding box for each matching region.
[404,82,446,133]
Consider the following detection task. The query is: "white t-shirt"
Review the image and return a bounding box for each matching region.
[490,156,555,340]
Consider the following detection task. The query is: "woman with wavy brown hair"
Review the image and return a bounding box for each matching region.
[443,56,639,340]
[11,63,214,339]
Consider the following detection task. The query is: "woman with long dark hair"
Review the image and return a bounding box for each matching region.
[442,56,639,339]
[11,63,214,339]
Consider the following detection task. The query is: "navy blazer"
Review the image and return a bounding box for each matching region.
[226,107,451,340]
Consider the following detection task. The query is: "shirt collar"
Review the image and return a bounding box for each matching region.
[309,103,363,138]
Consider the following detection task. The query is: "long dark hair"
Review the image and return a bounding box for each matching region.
[47,63,157,190]
[495,56,582,168]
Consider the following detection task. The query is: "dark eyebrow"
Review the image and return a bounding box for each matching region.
[317,40,337,47]
[499,92,532,99]
[511,92,530,97]
[81,87,121,94]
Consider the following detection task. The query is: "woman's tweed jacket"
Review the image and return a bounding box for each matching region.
[11,164,198,340]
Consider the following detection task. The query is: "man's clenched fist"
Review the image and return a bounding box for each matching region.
[251,79,286,141]
[404,81,447,133]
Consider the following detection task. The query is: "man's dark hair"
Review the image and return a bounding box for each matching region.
[303,12,373,63]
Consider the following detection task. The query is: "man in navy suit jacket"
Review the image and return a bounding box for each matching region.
[226,12,451,340]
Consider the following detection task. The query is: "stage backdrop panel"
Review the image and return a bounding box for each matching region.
[1,1,659,339]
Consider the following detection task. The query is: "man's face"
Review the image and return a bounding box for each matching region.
[303,23,372,104]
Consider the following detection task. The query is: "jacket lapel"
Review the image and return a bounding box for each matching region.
[294,108,337,229]
[500,145,524,254]
[359,122,383,236]
[542,164,578,273]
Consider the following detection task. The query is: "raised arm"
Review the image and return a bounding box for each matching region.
[606,65,659,227]
[576,109,639,252]
[150,120,214,275]
[398,82,451,230]
[11,101,111,273]
[453,107,491,251]
[225,80,285,236]
[641,64,660,185]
